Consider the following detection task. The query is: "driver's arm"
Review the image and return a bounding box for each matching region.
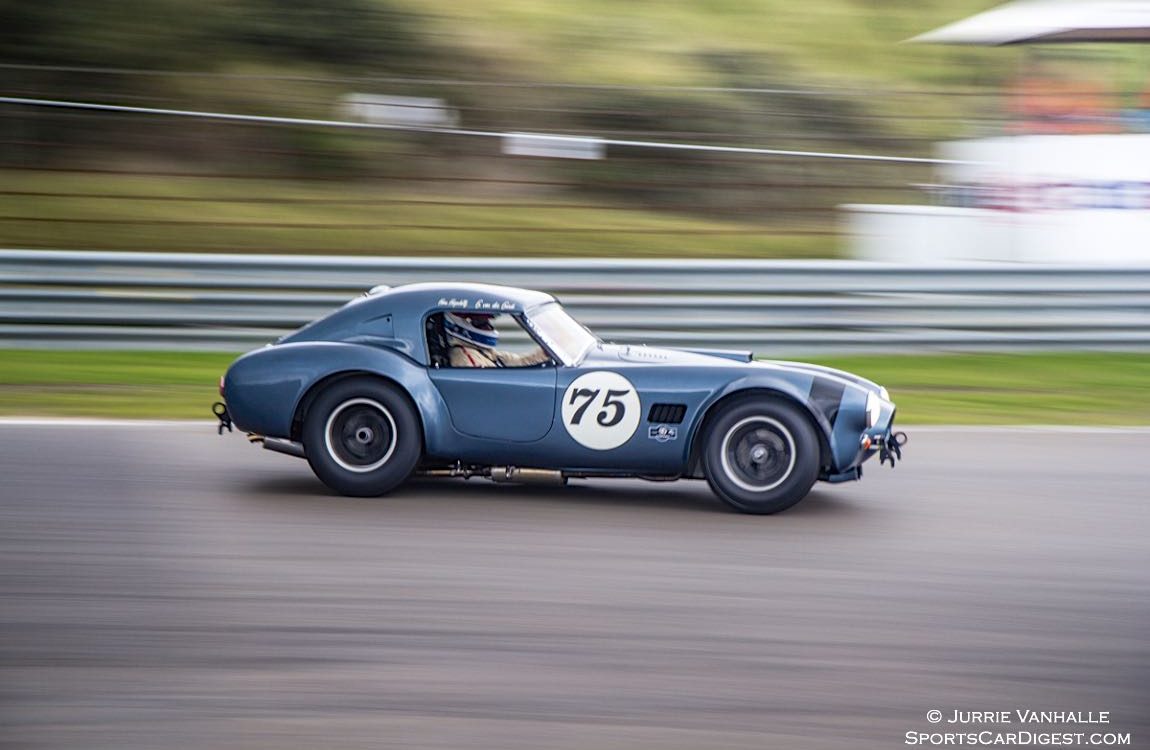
[449,345,496,368]
[494,347,551,367]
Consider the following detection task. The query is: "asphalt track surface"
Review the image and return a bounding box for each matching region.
[2,424,1148,750]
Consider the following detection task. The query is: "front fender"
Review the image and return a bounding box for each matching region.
[224,342,448,445]
[694,374,833,446]
[685,370,869,474]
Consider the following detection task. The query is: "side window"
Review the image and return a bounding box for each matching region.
[425,313,452,368]
[428,312,552,369]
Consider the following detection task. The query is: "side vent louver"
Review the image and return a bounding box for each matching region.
[648,404,687,424]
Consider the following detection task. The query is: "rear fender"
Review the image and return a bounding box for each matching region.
[224,342,449,446]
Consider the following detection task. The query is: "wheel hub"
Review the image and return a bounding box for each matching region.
[323,398,398,473]
[718,416,798,493]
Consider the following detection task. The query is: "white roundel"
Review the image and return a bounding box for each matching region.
[561,371,641,450]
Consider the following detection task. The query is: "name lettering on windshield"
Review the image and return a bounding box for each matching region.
[435,297,518,312]
[474,299,517,311]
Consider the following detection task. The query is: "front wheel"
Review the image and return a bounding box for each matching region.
[702,398,820,514]
[302,378,422,497]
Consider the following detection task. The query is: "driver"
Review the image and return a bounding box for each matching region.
[445,312,552,368]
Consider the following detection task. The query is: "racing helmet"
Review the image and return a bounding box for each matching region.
[444,312,500,350]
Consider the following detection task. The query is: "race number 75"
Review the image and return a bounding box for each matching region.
[561,372,642,451]
[568,388,631,427]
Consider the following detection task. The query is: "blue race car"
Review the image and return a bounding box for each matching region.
[214,282,904,514]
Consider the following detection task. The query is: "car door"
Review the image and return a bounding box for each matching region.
[424,311,558,442]
[428,365,557,442]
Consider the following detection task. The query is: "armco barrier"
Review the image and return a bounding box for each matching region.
[2,249,1150,354]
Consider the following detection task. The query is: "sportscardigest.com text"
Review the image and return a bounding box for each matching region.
[905,731,1131,746]
[905,710,1131,746]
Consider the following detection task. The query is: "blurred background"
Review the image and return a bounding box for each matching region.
[3,0,1150,259]
[0,0,1102,257]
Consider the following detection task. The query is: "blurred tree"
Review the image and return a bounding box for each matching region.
[0,0,420,71]
[226,0,421,70]
[0,0,226,69]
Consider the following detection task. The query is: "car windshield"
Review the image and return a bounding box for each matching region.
[524,302,598,366]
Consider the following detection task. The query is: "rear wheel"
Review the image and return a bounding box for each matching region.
[302,378,422,497]
[703,398,820,514]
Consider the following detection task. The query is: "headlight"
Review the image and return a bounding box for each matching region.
[866,391,883,428]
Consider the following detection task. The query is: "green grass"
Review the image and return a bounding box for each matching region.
[0,351,234,419]
[2,350,1147,424]
[0,170,838,258]
[812,353,1150,425]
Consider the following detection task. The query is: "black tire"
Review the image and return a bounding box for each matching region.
[702,398,820,514]
[301,377,422,497]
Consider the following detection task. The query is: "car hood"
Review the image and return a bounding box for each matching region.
[755,359,885,395]
[583,344,885,395]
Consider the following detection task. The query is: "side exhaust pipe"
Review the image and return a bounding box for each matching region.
[490,466,567,486]
[414,463,567,485]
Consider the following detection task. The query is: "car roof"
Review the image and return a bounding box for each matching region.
[361,282,557,314]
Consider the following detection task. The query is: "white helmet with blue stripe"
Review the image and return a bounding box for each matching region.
[444,312,500,350]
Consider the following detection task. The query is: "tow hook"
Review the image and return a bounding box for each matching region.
[212,402,233,435]
[879,431,908,468]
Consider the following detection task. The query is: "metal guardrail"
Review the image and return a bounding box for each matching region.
[3,249,1150,354]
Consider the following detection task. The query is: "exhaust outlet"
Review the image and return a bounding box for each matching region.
[257,436,306,459]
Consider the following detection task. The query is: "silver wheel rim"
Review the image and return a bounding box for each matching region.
[323,398,398,473]
[719,416,797,492]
